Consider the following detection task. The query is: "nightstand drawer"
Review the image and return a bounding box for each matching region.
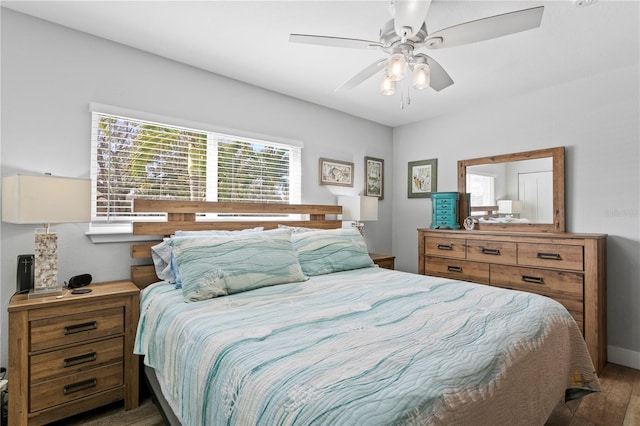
[375,259,394,269]
[424,257,489,284]
[424,237,466,258]
[491,264,583,298]
[517,243,583,271]
[30,337,124,383]
[467,240,517,265]
[30,307,124,352]
[30,363,123,412]
[369,254,395,270]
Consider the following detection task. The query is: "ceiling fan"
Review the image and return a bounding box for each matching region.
[289,1,544,97]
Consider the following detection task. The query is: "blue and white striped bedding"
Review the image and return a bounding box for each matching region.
[135,267,599,425]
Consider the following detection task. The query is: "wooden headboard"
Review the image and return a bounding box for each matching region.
[129,199,342,288]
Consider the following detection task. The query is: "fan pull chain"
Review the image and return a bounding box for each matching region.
[399,81,411,110]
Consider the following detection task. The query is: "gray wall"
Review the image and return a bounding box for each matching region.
[0,9,393,368]
[2,6,639,372]
[392,63,640,368]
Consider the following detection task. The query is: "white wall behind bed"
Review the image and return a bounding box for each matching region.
[0,9,393,368]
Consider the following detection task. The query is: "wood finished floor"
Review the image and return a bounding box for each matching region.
[51,363,639,426]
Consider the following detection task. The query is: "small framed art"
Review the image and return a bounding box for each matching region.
[408,158,437,198]
[364,156,384,200]
[319,158,354,187]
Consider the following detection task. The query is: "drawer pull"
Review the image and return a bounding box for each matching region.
[64,352,97,368]
[481,248,501,255]
[437,244,453,250]
[64,321,97,335]
[522,275,545,284]
[447,266,462,273]
[537,252,561,260]
[63,378,97,395]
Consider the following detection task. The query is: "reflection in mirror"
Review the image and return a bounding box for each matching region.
[457,147,565,232]
[466,157,553,224]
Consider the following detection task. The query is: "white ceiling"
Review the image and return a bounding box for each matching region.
[2,1,638,127]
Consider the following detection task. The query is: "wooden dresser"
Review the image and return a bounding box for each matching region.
[8,280,140,425]
[418,228,607,374]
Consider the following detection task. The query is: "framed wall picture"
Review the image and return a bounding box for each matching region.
[319,158,354,187]
[408,158,437,198]
[364,156,384,200]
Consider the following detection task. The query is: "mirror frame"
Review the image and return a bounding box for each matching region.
[458,146,565,233]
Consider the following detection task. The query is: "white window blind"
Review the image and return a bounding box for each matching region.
[466,173,496,208]
[90,111,301,222]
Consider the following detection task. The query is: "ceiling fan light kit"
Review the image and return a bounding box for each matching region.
[380,77,397,96]
[412,62,431,90]
[290,2,544,102]
[387,53,407,81]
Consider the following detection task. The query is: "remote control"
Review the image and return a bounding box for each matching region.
[71,288,92,294]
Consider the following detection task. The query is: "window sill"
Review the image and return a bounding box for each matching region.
[86,224,162,244]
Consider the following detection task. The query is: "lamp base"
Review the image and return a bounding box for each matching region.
[351,221,365,236]
[30,229,63,298]
[28,286,64,299]
[34,229,59,290]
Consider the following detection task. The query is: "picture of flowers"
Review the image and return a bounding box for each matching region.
[365,156,384,199]
[408,158,437,198]
[319,158,354,187]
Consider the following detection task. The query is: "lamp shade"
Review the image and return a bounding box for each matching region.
[2,174,91,224]
[338,195,378,221]
[497,199,523,215]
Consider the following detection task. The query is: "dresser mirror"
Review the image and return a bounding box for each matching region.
[457,147,565,232]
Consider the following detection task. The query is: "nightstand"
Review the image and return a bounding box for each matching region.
[8,280,140,426]
[370,253,395,270]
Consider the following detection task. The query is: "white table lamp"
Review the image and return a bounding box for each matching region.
[2,174,91,297]
[497,199,523,217]
[338,195,378,235]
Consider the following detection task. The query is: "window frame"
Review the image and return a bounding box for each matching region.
[87,103,303,241]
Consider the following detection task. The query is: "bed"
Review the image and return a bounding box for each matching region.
[130,200,600,426]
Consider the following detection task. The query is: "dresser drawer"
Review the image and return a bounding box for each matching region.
[490,264,583,298]
[425,256,489,284]
[30,363,123,412]
[467,240,517,265]
[555,297,584,334]
[491,280,584,333]
[30,307,124,352]
[30,337,124,383]
[434,213,454,222]
[424,237,466,259]
[434,198,455,208]
[517,243,583,271]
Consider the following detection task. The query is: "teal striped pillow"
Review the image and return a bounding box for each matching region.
[292,228,374,276]
[171,229,307,302]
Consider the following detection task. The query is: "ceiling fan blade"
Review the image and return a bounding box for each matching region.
[393,0,432,38]
[336,58,387,91]
[414,54,453,91]
[289,34,383,50]
[423,6,544,49]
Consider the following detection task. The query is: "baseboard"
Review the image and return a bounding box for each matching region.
[608,345,640,370]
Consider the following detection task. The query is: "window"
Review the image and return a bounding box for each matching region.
[466,173,495,208]
[90,110,301,224]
